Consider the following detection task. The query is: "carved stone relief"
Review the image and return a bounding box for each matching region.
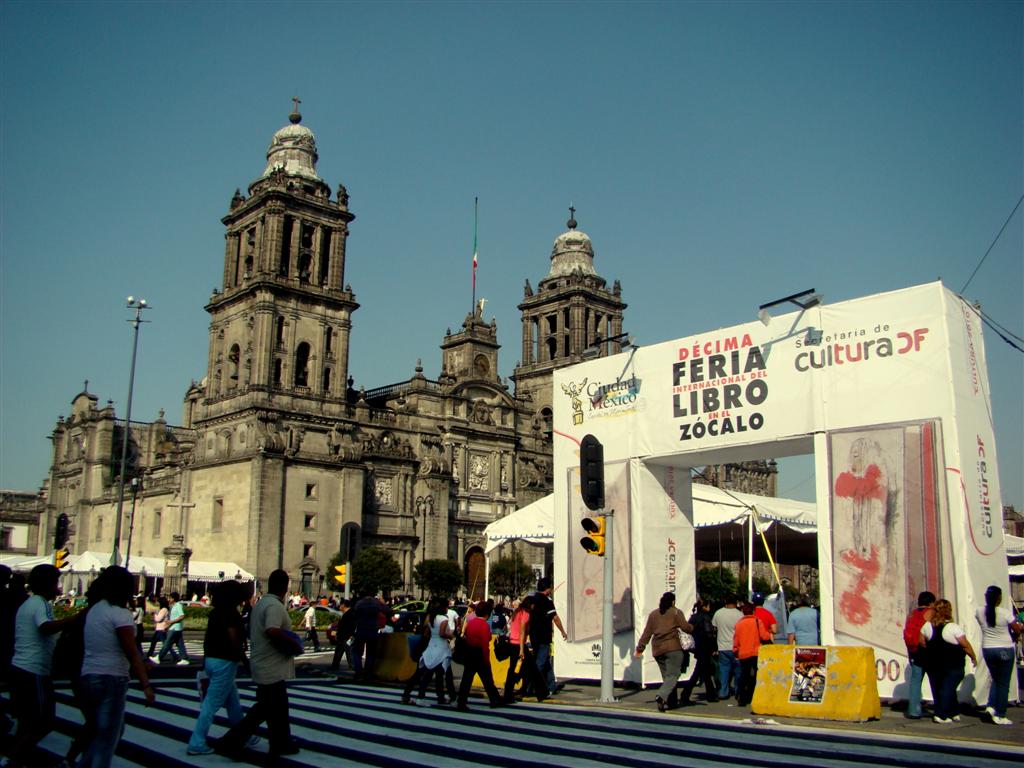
[375,477,393,507]
[468,454,488,491]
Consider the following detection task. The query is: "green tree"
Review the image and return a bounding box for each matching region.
[412,559,463,597]
[489,550,533,600]
[696,566,739,605]
[752,575,772,596]
[352,546,403,598]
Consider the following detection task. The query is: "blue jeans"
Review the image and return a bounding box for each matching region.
[188,658,244,752]
[158,630,188,662]
[79,674,129,768]
[534,642,556,696]
[717,650,740,698]
[935,666,965,720]
[907,661,926,717]
[983,647,1015,718]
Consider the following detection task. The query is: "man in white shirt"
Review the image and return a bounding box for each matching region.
[303,604,321,651]
[711,595,743,700]
[7,564,75,768]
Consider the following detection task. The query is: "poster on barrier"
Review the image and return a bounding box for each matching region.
[789,647,828,703]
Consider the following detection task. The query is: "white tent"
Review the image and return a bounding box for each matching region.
[484,495,556,554]
[482,486,817,598]
[0,550,254,582]
[483,485,817,552]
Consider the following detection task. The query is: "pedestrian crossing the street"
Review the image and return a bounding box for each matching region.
[28,680,1021,768]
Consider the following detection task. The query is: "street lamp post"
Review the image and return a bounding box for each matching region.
[125,476,142,571]
[112,297,151,567]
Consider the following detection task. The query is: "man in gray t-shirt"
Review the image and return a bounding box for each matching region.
[711,596,743,700]
[9,564,75,768]
[217,569,301,759]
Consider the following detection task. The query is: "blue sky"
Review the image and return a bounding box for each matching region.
[2,1,1021,510]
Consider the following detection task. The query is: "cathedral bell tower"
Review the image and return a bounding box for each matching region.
[201,102,359,418]
[512,209,626,426]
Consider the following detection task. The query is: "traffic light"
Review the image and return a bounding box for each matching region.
[54,547,70,570]
[53,513,70,550]
[580,434,604,511]
[334,564,347,586]
[580,516,606,556]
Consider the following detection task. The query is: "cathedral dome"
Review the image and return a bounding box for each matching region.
[259,107,322,182]
[547,209,595,278]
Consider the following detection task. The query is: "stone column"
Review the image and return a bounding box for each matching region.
[288,220,301,279]
[521,315,532,366]
[332,225,348,289]
[222,232,234,290]
[162,535,193,596]
[335,315,351,392]
[263,210,283,275]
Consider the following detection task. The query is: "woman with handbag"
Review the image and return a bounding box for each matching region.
[975,585,1023,725]
[635,592,694,712]
[401,597,452,706]
[679,597,719,705]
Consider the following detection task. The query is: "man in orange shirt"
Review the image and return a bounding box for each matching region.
[733,603,773,706]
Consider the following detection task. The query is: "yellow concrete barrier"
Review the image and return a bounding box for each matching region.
[372,633,522,691]
[372,632,418,682]
[752,645,880,721]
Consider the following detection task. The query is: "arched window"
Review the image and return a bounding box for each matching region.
[324,327,333,355]
[273,358,283,386]
[275,317,285,346]
[294,342,310,387]
[228,344,240,382]
[541,407,553,440]
[298,252,312,284]
[322,366,331,393]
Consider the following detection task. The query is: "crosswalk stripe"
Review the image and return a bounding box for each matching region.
[22,680,1020,768]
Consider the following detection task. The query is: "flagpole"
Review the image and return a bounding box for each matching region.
[472,197,478,313]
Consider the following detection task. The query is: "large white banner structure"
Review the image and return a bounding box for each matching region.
[551,281,1011,701]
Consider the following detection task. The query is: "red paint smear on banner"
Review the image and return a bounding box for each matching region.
[839,545,881,625]
[834,464,886,502]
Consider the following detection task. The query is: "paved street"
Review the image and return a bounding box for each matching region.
[26,675,1022,768]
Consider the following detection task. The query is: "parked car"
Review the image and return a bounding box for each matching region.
[391,599,428,613]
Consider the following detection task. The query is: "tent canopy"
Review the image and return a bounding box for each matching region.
[483,486,817,554]
[484,495,555,554]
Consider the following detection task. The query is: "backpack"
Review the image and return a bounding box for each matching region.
[903,608,927,655]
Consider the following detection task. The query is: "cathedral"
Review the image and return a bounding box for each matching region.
[33,105,632,597]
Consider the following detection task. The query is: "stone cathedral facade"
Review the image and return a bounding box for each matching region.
[34,107,636,597]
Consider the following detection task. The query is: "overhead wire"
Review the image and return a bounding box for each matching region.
[960,192,1024,294]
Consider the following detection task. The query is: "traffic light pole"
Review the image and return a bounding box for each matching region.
[599,509,616,703]
[344,560,351,600]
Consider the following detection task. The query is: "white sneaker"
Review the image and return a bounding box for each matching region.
[951,715,961,722]
[984,705,995,717]
[176,659,190,666]
[992,716,1013,726]
[932,716,951,724]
